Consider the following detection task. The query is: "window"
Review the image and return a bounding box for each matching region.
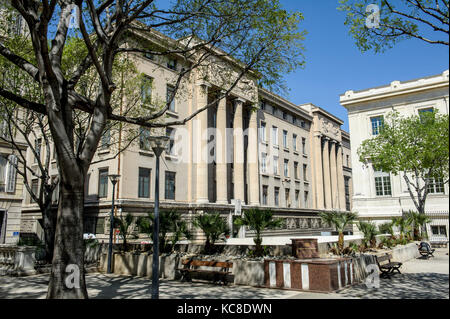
[260,101,266,111]
[167,58,177,71]
[101,127,111,149]
[98,168,109,198]
[34,138,42,163]
[427,177,445,194]
[166,85,176,112]
[370,116,384,136]
[292,134,297,152]
[374,171,391,196]
[292,116,297,125]
[283,130,288,148]
[96,217,105,235]
[261,153,267,174]
[30,179,38,203]
[166,127,175,155]
[283,112,287,120]
[431,225,447,236]
[274,187,280,206]
[304,191,309,208]
[259,122,266,142]
[303,164,308,181]
[0,156,7,192]
[272,106,277,116]
[285,188,290,207]
[143,52,154,60]
[344,176,351,211]
[300,121,306,128]
[262,185,268,205]
[0,118,9,138]
[273,156,279,175]
[295,190,300,208]
[139,127,151,151]
[272,126,278,146]
[419,107,434,115]
[165,171,176,200]
[302,138,306,155]
[141,76,153,104]
[284,159,289,177]
[294,162,299,179]
[346,155,350,167]
[138,168,151,198]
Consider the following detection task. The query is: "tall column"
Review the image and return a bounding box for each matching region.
[314,134,324,209]
[330,140,338,209]
[336,143,346,210]
[247,107,260,206]
[322,137,332,209]
[216,95,228,204]
[233,98,245,202]
[195,82,209,203]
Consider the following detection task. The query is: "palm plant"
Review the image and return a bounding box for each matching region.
[392,216,412,241]
[378,222,394,236]
[405,210,431,240]
[137,209,190,253]
[114,213,138,252]
[234,208,283,257]
[319,211,358,255]
[193,212,229,254]
[358,220,378,249]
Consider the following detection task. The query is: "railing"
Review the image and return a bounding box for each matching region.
[0,245,19,276]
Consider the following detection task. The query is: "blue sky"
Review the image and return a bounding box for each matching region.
[278,0,449,132]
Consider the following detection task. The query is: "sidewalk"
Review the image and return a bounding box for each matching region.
[0,249,448,299]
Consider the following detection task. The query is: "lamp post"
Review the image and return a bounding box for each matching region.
[107,174,121,274]
[149,135,170,299]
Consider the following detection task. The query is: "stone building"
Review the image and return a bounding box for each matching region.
[12,28,352,242]
[340,70,449,242]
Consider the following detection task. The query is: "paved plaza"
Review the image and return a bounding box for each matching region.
[0,249,448,299]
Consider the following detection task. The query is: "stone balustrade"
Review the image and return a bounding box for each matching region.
[0,245,37,276]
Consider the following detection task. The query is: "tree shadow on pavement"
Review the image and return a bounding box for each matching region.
[338,273,449,299]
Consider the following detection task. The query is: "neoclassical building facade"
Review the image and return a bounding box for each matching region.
[340,70,449,241]
[13,29,352,242]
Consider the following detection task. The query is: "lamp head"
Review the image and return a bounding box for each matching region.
[149,135,170,157]
[108,174,121,185]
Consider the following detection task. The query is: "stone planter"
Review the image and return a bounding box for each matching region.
[233,260,265,286]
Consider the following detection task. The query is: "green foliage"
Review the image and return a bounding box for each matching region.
[358,111,449,214]
[137,210,190,254]
[234,208,283,257]
[392,216,412,240]
[358,220,378,248]
[338,0,449,53]
[378,222,394,236]
[319,211,358,255]
[404,210,431,240]
[193,212,229,254]
[114,213,138,252]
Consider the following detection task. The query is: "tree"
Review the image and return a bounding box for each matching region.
[233,208,283,257]
[358,111,449,230]
[0,0,306,298]
[357,220,378,248]
[114,213,138,252]
[137,209,190,253]
[338,0,449,53]
[319,211,358,254]
[193,212,229,254]
[405,210,431,240]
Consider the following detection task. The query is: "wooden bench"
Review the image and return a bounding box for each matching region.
[375,253,402,279]
[178,259,233,285]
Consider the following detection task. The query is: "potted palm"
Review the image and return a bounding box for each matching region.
[358,220,378,249]
[319,211,358,255]
[405,210,431,241]
[233,208,283,257]
[193,212,229,254]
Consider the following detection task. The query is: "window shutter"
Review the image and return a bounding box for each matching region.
[6,155,17,193]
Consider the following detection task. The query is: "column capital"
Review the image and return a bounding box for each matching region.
[233,97,246,105]
[196,80,211,88]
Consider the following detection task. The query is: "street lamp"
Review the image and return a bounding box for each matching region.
[149,135,170,299]
[107,174,121,274]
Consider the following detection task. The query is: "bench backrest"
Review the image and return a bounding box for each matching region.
[376,253,392,265]
[182,259,233,269]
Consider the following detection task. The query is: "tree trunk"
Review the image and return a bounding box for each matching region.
[40,203,57,263]
[338,232,344,254]
[47,176,88,299]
